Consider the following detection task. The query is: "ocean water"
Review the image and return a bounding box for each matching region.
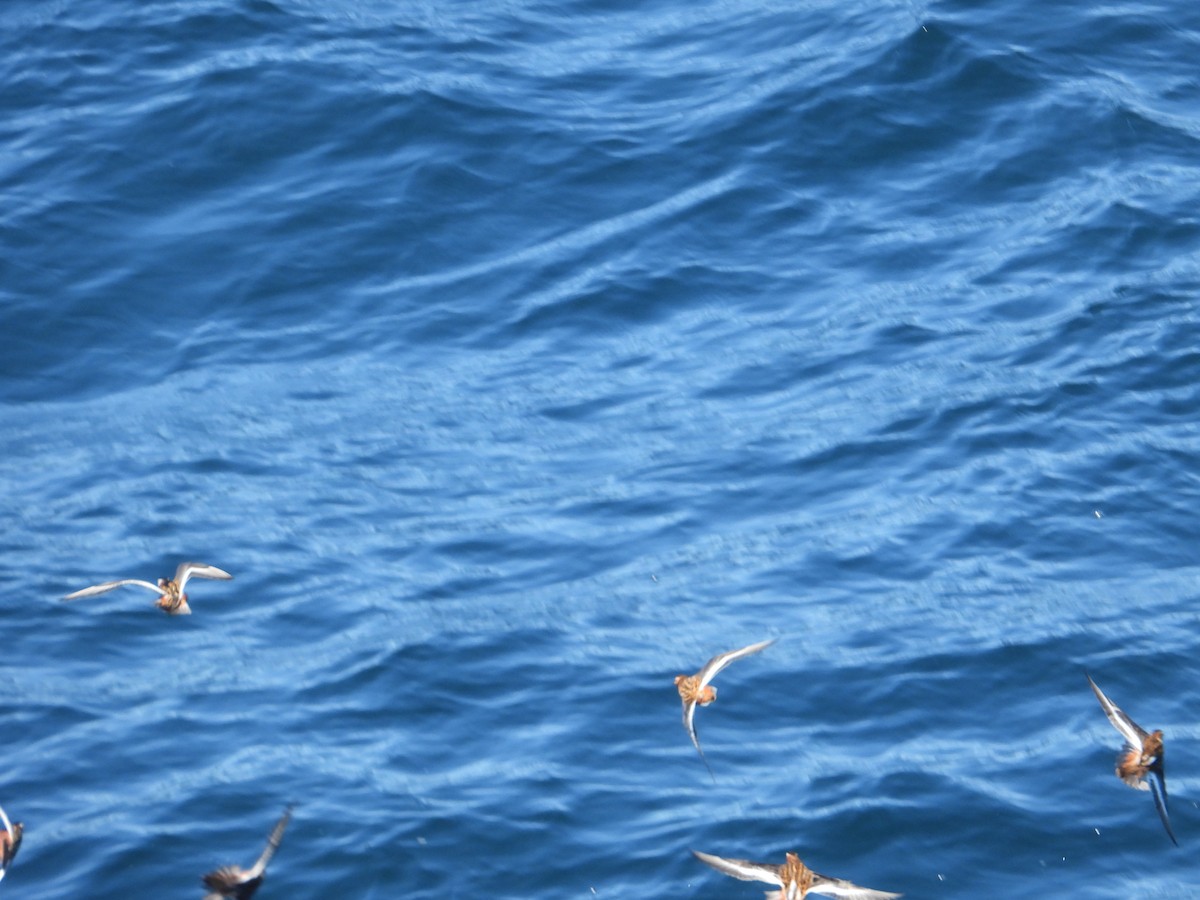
[3,0,1200,896]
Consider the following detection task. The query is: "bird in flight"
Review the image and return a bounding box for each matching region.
[64,561,233,615]
[0,802,23,884]
[202,805,293,899]
[674,638,775,778]
[1087,672,1177,846]
[692,848,902,899]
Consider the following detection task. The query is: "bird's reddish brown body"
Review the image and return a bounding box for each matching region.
[1117,729,1164,787]
[674,674,716,706]
[153,579,188,614]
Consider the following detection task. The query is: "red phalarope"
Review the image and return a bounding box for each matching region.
[674,638,775,778]
[64,561,232,615]
[201,806,292,899]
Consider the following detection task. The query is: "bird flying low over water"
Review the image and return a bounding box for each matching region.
[692,849,902,899]
[63,561,233,615]
[0,802,23,884]
[1087,672,1178,846]
[675,638,775,778]
[202,805,292,899]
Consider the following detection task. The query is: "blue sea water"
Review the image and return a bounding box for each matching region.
[3,0,1200,896]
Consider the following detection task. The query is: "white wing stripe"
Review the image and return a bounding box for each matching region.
[697,639,776,689]
[1088,674,1145,749]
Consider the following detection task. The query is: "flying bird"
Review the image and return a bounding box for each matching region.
[0,802,23,884]
[674,638,775,778]
[64,561,233,615]
[202,806,292,899]
[1087,672,1178,846]
[692,849,902,899]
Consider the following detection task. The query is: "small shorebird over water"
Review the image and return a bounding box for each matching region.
[1087,672,1178,846]
[674,638,775,778]
[202,805,292,899]
[692,849,902,899]
[0,802,23,884]
[64,561,232,615]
